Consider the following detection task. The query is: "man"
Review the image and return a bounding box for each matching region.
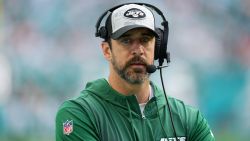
[56,3,215,141]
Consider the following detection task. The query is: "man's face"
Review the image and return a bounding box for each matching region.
[110,28,155,84]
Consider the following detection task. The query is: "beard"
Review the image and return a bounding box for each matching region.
[111,55,150,84]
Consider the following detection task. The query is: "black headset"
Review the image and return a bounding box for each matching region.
[95,2,170,66]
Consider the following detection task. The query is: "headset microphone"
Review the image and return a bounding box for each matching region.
[146,65,168,73]
[146,65,157,73]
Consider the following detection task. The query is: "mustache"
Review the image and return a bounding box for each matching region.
[125,56,147,67]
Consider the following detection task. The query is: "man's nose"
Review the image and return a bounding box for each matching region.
[131,40,144,56]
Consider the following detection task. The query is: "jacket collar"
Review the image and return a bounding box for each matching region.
[83,78,166,116]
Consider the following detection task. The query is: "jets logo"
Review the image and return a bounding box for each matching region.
[124,8,146,18]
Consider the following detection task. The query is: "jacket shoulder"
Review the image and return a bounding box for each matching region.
[57,90,99,113]
[55,91,100,141]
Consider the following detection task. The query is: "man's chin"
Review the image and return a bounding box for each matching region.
[124,72,148,84]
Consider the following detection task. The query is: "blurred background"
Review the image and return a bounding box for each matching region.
[1,0,250,140]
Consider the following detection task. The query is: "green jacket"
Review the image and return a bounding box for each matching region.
[56,78,215,141]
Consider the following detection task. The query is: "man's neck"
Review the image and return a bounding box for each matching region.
[108,75,150,104]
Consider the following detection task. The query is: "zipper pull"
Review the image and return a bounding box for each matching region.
[142,114,146,119]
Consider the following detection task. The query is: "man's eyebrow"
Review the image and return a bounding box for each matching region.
[119,34,131,38]
[141,32,154,37]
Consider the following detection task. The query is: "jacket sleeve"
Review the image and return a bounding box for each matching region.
[55,101,99,141]
[188,109,215,141]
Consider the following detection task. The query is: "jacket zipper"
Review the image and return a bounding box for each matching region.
[141,112,147,141]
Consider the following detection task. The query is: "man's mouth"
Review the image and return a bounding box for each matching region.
[129,62,147,69]
[126,56,147,70]
[130,62,146,66]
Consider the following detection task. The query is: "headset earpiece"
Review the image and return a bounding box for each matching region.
[154,28,163,60]
[155,23,170,65]
[98,26,108,39]
[161,21,170,64]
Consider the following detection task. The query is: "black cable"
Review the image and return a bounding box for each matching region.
[159,68,178,141]
[154,97,169,138]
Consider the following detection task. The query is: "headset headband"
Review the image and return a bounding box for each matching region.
[95,3,167,37]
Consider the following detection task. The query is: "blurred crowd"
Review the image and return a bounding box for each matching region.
[1,0,250,140]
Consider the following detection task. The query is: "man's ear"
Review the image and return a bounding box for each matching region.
[101,41,112,61]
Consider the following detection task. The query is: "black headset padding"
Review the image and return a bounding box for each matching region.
[154,28,163,60]
[160,21,170,65]
[95,3,170,65]
[98,26,107,39]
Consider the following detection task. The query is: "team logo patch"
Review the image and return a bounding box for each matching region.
[63,120,73,135]
[124,8,146,18]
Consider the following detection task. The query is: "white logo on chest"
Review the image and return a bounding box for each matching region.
[160,137,186,141]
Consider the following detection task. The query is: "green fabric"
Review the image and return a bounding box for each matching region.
[56,78,215,141]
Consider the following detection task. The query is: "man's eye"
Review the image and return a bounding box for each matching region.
[120,38,131,45]
[141,37,150,43]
